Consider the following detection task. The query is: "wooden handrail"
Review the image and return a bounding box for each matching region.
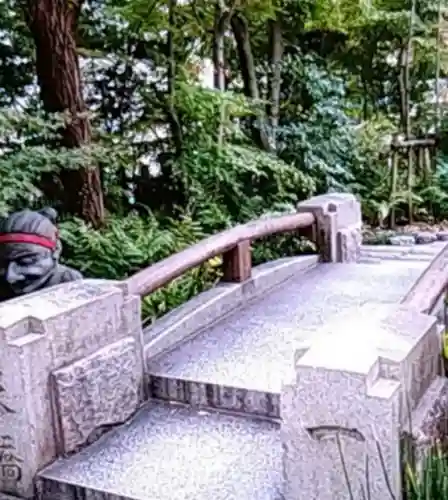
[401,243,448,313]
[124,211,316,297]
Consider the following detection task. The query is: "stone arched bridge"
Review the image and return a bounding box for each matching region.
[0,193,447,500]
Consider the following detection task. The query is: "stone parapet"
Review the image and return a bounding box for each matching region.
[298,193,362,262]
[281,304,445,500]
[0,280,144,498]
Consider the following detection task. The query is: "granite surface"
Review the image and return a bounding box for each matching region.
[360,241,446,261]
[38,402,283,500]
[37,257,437,500]
[148,261,429,395]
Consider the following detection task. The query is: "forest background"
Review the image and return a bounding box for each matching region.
[0,0,446,321]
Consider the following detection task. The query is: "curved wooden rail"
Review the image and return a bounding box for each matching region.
[401,244,448,313]
[124,211,316,297]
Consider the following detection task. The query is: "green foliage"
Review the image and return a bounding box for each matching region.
[175,83,315,230]
[59,213,221,323]
[405,447,448,500]
[276,53,358,194]
[0,110,87,214]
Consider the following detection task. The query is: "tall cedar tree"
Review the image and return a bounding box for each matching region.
[22,0,104,227]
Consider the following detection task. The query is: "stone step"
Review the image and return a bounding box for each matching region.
[38,402,283,500]
[360,242,446,262]
[146,260,429,419]
[143,255,320,359]
[360,253,433,263]
[36,258,439,500]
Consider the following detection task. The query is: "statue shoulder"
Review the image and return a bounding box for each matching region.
[48,265,83,286]
[59,265,83,283]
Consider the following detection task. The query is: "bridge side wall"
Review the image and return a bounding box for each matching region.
[0,280,144,498]
[281,304,447,500]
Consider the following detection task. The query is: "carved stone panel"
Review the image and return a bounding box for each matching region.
[51,337,142,454]
[336,226,362,262]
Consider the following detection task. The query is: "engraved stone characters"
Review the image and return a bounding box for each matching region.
[0,435,22,489]
[0,208,82,301]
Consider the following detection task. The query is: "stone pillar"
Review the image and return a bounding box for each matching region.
[281,304,444,500]
[298,193,362,262]
[0,279,144,498]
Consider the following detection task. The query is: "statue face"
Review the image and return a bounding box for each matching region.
[0,251,55,293]
[0,209,60,295]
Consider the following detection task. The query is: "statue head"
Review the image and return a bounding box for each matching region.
[0,207,62,296]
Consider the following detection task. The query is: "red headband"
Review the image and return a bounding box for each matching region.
[0,233,57,250]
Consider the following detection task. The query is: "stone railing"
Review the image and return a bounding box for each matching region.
[0,193,362,499]
[401,243,448,315]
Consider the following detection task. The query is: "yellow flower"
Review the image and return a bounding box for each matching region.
[443,330,448,360]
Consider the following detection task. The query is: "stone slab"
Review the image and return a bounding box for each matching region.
[38,402,283,500]
[281,359,401,500]
[361,242,447,261]
[149,376,281,420]
[360,252,430,261]
[51,337,143,454]
[0,280,144,498]
[280,302,441,500]
[147,261,429,401]
[143,255,318,360]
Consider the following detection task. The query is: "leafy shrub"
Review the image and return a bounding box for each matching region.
[59,213,221,323]
[175,83,315,230]
[276,53,359,194]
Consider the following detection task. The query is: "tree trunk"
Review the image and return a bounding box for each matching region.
[23,0,104,227]
[213,1,228,91]
[231,12,270,151]
[398,45,407,133]
[267,18,283,149]
[231,13,259,100]
[213,0,235,91]
[167,0,182,155]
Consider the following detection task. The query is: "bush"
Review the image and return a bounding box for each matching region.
[59,213,220,323]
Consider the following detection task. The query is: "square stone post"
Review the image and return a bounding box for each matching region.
[281,304,444,500]
[0,280,144,498]
[298,193,362,262]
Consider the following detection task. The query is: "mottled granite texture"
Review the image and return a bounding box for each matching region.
[0,280,144,498]
[147,260,429,418]
[298,193,362,263]
[38,402,283,500]
[143,255,319,360]
[280,303,443,500]
[360,241,447,263]
[37,256,441,500]
[51,337,142,454]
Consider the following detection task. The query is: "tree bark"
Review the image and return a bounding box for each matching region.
[398,45,407,133]
[231,12,270,151]
[267,18,283,148]
[23,0,104,227]
[231,13,259,100]
[213,0,232,91]
[167,0,182,155]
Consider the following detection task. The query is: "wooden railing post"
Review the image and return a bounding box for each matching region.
[222,240,251,282]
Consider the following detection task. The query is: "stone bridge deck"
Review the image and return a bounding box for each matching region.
[38,245,441,500]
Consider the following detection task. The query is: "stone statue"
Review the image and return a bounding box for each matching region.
[0,208,82,301]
